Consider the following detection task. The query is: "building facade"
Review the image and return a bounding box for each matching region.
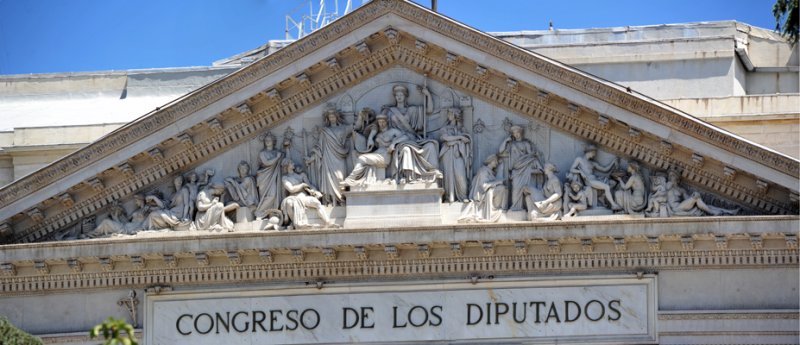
[0,1,798,344]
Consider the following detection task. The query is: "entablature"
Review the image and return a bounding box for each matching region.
[0,0,797,246]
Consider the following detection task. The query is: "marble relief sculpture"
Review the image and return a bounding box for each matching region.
[438,108,471,203]
[568,145,621,211]
[345,111,441,186]
[75,81,754,241]
[563,180,589,218]
[254,132,284,219]
[143,193,183,230]
[225,161,259,212]
[195,183,239,231]
[345,113,402,185]
[89,195,147,237]
[498,125,543,211]
[459,154,506,223]
[612,161,647,214]
[280,159,336,229]
[664,168,739,216]
[383,84,432,138]
[168,175,191,221]
[645,174,669,216]
[528,163,562,220]
[183,171,200,220]
[306,107,351,206]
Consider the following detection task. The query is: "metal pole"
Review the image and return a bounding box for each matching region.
[431,0,437,12]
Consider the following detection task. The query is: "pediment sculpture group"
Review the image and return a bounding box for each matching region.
[86,83,739,238]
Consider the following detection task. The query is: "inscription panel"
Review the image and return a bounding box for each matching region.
[146,277,657,344]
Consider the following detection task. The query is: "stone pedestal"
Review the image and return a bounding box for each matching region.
[343,182,443,228]
[235,207,255,223]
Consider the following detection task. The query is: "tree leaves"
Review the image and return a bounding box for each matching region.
[89,317,138,345]
[773,0,799,45]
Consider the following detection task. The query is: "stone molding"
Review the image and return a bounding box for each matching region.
[1,248,795,296]
[0,0,397,212]
[390,45,793,215]
[659,312,799,320]
[386,1,799,177]
[1,216,797,295]
[0,0,797,243]
[7,43,400,243]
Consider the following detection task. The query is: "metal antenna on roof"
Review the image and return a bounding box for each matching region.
[285,0,360,40]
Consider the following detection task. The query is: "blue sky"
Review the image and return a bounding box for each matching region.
[0,0,779,75]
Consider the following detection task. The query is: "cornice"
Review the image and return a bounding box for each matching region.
[0,217,797,295]
[7,42,401,243]
[659,312,800,321]
[387,1,799,178]
[0,0,797,243]
[0,0,395,209]
[390,45,795,215]
[1,247,796,296]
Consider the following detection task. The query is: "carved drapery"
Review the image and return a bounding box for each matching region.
[0,4,796,243]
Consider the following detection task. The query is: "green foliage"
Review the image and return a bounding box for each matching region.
[773,0,799,45]
[0,316,43,345]
[89,317,138,345]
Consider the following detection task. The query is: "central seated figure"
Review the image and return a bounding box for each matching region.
[341,83,444,228]
[344,85,441,186]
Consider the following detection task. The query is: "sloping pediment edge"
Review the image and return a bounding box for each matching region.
[0,0,797,243]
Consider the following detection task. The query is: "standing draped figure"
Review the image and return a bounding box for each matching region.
[498,125,542,211]
[309,107,351,205]
[255,132,284,219]
[169,175,191,221]
[438,108,471,203]
[183,171,200,221]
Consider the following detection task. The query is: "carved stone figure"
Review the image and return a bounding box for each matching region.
[260,209,284,231]
[307,107,351,206]
[459,154,506,223]
[568,145,621,210]
[143,193,182,230]
[169,175,191,221]
[613,161,647,214]
[89,195,147,237]
[255,132,284,219]
[563,180,589,218]
[664,168,739,216]
[280,159,336,229]
[528,163,562,220]
[345,113,441,185]
[225,161,259,210]
[645,174,669,216]
[498,125,542,211]
[195,183,239,231]
[382,84,432,138]
[438,108,471,203]
[89,203,130,237]
[393,135,441,184]
[183,171,200,220]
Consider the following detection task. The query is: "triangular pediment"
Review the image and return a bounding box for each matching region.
[1,0,797,244]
